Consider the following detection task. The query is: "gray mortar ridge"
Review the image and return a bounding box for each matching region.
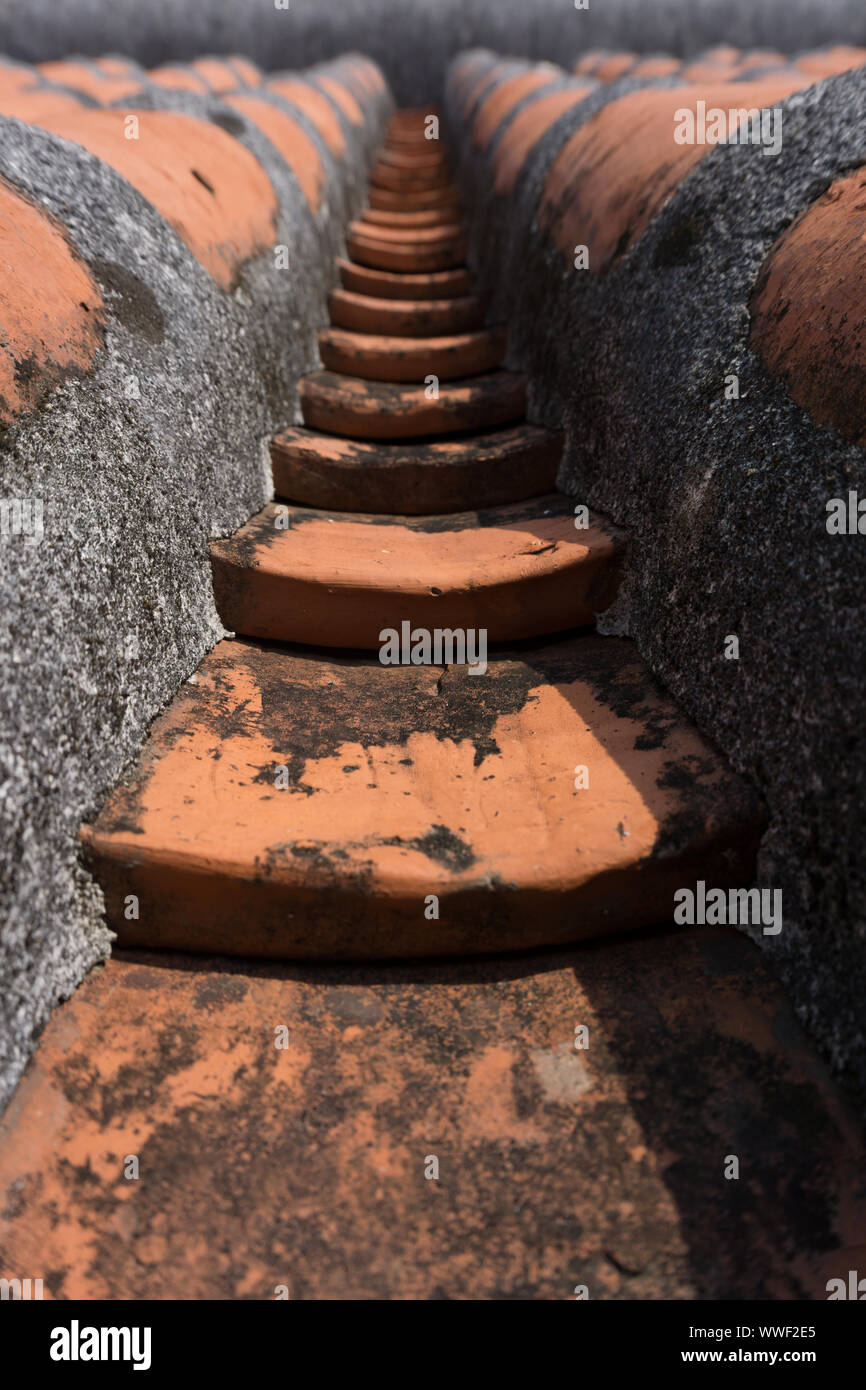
[446,57,866,1111]
[0,75,389,1113]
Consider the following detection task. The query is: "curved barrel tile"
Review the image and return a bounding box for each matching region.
[0,176,104,425]
[266,75,348,158]
[270,422,561,514]
[750,166,866,448]
[37,56,145,102]
[146,63,211,93]
[81,634,762,959]
[539,77,808,272]
[42,109,279,289]
[224,93,326,211]
[209,494,623,647]
[472,65,563,149]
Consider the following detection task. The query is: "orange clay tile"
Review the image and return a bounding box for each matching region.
[376,159,449,180]
[359,206,458,228]
[573,51,608,75]
[315,74,364,126]
[701,45,742,63]
[371,162,452,193]
[300,369,526,440]
[385,135,436,152]
[6,927,865,1299]
[337,258,472,300]
[677,48,742,80]
[80,633,764,960]
[146,63,210,92]
[345,226,466,273]
[0,86,86,121]
[539,77,809,272]
[795,45,866,77]
[680,45,739,68]
[385,116,437,136]
[270,422,562,514]
[462,63,508,117]
[675,62,730,81]
[574,50,634,78]
[188,55,246,93]
[266,77,347,157]
[348,218,463,245]
[377,147,447,170]
[0,176,104,425]
[40,109,278,290]
[749,164,866,449]
[388,106,439,128]
[317,325,505,381]
[327,288,486,337]
[209,494,622,647]
[36,57,143,102]
[380,140,446,157]
[472,67,562,149]
[628,55,682,78]
[731,50,788,75]
[385,131,439,149]
[450,53,491,102]
[0,58,41,93]
[591,53,639,82]
[226,55,262,87]
[92,55,142,77]
[369,184,460,211]
[224,93,325,211]
[492,86,591,194]
[344,55,386,98]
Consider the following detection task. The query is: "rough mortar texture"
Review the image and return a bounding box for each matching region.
[0,76,391,1114]
[446,57,866,1112]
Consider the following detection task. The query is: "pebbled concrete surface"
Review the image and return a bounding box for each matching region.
[0,70,390,1115]
[1,0,865,105]
[445,58,866,1112]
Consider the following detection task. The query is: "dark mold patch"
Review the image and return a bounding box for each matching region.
[652,209,706,269]
[232,638,543,775]
[209,110,246,137]
[381,823,476,871]
[90,258,166,345]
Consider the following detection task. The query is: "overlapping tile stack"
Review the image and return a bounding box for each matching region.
[0,49,391,1115]
[445,43,866,1111]
[2,30,866,1301]
[1,87,866,1300]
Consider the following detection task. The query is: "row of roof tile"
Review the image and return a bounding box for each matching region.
[573,43,866,83]
[449,47,866,447]
[0,52,387,425]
